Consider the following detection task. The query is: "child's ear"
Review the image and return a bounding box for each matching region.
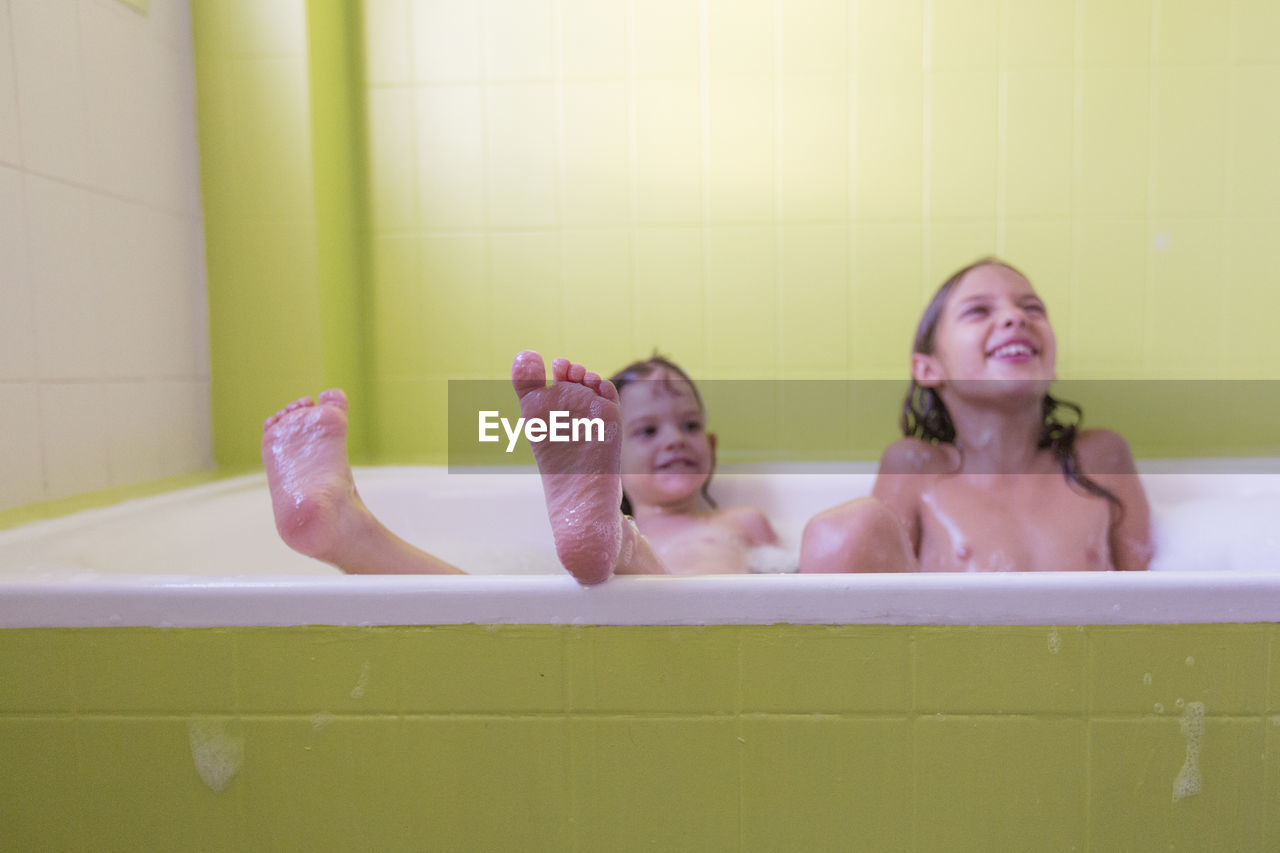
[707,432,718,458]
[911,353,944,388]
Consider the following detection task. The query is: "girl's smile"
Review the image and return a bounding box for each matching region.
[914,263,1057,391]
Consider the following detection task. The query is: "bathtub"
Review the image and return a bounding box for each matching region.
[1,463,1277,850]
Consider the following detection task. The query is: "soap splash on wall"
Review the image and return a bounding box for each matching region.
[1171,701,1205,802]
[188,718,244,793]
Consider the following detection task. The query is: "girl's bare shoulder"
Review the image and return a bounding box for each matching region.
[1073,428,1137,474]
[878,437,957,476]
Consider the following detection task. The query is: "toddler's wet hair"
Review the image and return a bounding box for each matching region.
[609,352,717,517]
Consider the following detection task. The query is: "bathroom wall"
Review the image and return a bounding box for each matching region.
[195,0,1280,467]
[355,0,1280,463]
[0,0,211,512]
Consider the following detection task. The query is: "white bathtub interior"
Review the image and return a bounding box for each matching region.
[3,461,1280,629]
[3,461,1280,579]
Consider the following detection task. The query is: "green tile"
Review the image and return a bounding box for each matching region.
[740,717,911,852]
[0,629,77,712]
[1267,720,1280,850]
[235,627,401,713]
[0,718,83,851]
[400,716,571,851]
[739,626,910,713]
[914,717,1086,850]
[75,717,244,851]
[913,626,1086,713]
[571,717,740,850]
[73,628,237,713]
[1089,717,1268,851]
[1088,625,1269,715]
[1268,625,1280,713]
[392,625,566,713]
[568,626,740,713]
[238,716,570,851]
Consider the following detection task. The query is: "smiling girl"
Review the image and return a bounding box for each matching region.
[867,258,1153,572]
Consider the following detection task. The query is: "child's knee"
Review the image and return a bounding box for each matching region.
[800,498,911,573]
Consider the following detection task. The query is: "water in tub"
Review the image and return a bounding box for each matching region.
[2,461,1280,575]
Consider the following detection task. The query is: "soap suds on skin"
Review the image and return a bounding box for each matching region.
[188,719,244,793]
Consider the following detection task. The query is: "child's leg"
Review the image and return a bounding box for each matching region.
[262,390,462,574]
[798,497,918,573]
[512,351,666,584]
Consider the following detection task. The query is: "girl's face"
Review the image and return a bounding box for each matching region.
[913,263,1057,397]
[618,369,715,511]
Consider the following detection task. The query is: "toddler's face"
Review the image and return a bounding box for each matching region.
[916,263,1057,399]
[618,369,714,510]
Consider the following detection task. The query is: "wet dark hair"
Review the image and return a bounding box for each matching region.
[901,257,1122,513]
[609,354,717,517]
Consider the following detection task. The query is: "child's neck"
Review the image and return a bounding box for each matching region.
[942,396,1045,475]
[631,493,712,522]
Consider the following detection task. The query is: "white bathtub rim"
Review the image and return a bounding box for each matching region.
[0,572,1277,628]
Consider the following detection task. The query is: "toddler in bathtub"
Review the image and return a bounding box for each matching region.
[510,350,910,582]
[516,352,783,581]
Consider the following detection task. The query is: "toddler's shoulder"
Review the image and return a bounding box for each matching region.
[716,506,778,546]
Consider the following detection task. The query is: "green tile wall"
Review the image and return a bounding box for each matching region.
[1,623,1277,850]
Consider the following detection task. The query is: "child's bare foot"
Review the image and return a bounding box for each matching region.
[513,351,657,584]
[262,390,370,563]
[262,390,461,575]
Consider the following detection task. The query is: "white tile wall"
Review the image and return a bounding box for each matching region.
[0,3,21,166]
[0,0,211,512]
[0,165,34,381]
[0,383,44,507]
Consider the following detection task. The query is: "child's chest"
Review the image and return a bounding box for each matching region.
[916,475,1112,572]
[644,515,752,575]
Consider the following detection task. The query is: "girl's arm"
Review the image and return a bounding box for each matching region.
[870,438,938,555]
[1078,429,1153,571]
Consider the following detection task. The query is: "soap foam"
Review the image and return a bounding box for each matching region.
[1171,701,1205,802]
[188,718,244,793]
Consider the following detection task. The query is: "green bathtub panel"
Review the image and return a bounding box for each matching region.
[237,716,571,852]
[397,717,571,851]
[75,717,245,852]
[72,629,238,713]
[570,717,741,850]
[1088,625,1270,715]
[1088,717,1268,851]
[740,716,912,852]
[0,629,77,712]
[0,718,83,850]
[568,625,740,714]
[739,625,910,713]
[1269,625,1280,712]
[913,625,1087,714]
[235,627,402,713]
[913,716,1087,850]
[391,626,567,713]
[1267,722,1280,849]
